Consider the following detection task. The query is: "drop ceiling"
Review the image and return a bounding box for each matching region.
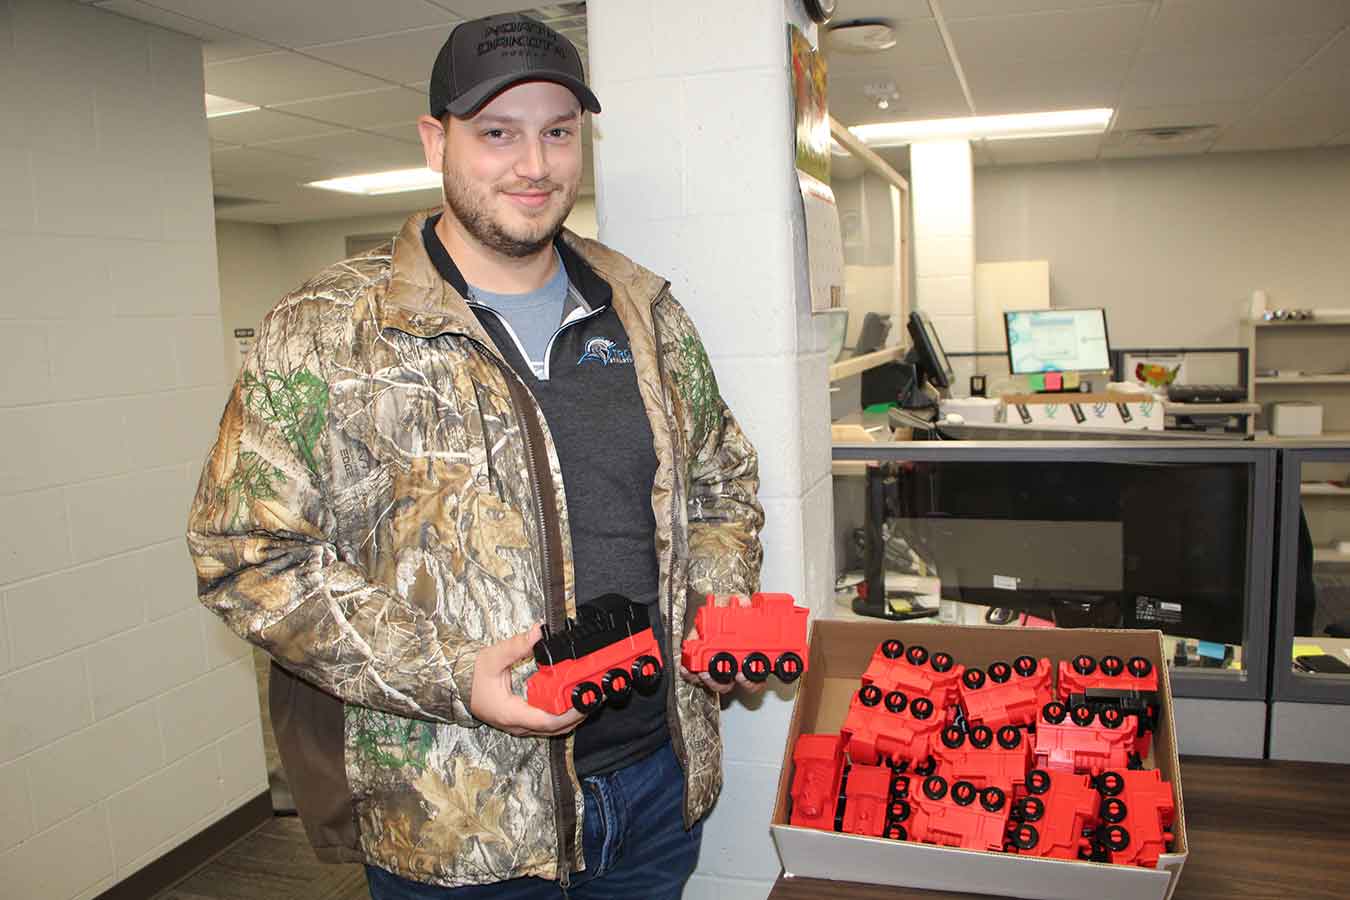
[85,0,1350,225]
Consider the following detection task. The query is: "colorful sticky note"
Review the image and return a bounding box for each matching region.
[1197,641,1226,661]
[1293,643,1326,659]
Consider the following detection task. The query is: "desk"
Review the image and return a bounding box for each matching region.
[769,757,1350,900]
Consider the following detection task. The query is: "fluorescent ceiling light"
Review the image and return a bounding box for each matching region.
[305,167,442,196]
[850,108,1113,147]
[204,93,260,118]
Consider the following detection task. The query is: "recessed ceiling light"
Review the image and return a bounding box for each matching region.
[204,93,260,119]
[305,167,442,196]
[850,108,1113,146]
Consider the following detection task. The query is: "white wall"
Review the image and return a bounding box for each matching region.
[975,146,1350,349]
[589,2,833,898]
[0,3,265,899]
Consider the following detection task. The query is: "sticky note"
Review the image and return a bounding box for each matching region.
[1293,643,1326,659]
[1197,641,1226,661]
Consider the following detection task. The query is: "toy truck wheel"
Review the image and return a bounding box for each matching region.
[708,652,738,684]
[997,725,1023,749]
[910,697,936,720]
[980,786,1007,813]
[892,775,911,799]
[1096,771,1125,797]
[889,799,911,822]
[988,661,1013,683]
[951,781,978,806]
[1072,654,1097,676]
[931,651,955,673]
[1101,655,1125,677]
[1071,705,1096,727]
[881,638,905,659]
[1042,701,1068,725]
[1026,769,1052,795]
[941,726,966,749]
[1127,656,1153,678]
[969,725,994,749]
[922,775,948,801]
[632,654,663,692]
[571,681,604,715]
[914,757,938,776]
[859,684,884,707]
[1101,797,1128,824]
[601,668,633,705]
[775,652,805,683]
[886,824,908,841]
[1100,707,1125,729]
[742,652,772,683]
[1102,825,1131,852]
[1013,655,1038,677]
[1017,796,1045,823]
[1010,823,1039,850]
[963,668,987,690]
[906,645,930,666]
[884,691,908,713]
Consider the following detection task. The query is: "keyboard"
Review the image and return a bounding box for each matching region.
[1167,384,1247,403]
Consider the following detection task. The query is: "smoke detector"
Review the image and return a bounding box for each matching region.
[863,81,900,111]
[827,19,897,54]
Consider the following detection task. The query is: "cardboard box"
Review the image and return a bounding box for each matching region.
[1000,392,1165,432]
[771,620,1188,900]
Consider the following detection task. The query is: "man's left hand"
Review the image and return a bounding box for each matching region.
[678,593,767,697]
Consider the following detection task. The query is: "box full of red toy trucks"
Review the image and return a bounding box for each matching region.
[770,620,1187,900]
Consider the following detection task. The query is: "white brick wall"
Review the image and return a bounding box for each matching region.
[589,2,832,897]
[0,2,265,897]
[912,139,977,352]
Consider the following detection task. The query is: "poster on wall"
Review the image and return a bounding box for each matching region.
[790,25,843,313]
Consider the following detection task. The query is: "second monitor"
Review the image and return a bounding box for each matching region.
[1005,308,1112,377]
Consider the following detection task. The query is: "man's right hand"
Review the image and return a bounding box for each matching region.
[469,623,586,737]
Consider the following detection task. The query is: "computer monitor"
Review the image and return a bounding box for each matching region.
[906,310,954,391]
[1004,308,1112,376]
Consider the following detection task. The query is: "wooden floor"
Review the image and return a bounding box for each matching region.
[150,816,369,900]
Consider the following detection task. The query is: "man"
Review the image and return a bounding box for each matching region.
[187,13,764,899]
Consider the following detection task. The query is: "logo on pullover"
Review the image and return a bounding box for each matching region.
[577,337,633,367]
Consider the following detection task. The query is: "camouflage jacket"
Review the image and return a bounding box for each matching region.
[186,211,763,887]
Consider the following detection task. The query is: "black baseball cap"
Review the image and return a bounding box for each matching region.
[429,14,601,120]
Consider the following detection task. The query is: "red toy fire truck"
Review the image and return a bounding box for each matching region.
[1093,768,1176,868]
[1005,768,1100,860]
[526,594,664,715]
[861,639,965,711]
[840,763,895,837]
[789,733,845,831]
[1033,701,1139,774]
[933,723,1033,794]
[958,656,1053,729]
[681,593,808,684]
[1059,653,1161,741]
[905,774,1011,853]
[841,685,944,768]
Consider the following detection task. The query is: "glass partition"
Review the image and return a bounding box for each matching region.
[1275,447,1350,703]
[832,442,1276,700]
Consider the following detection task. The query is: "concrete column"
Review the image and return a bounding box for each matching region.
[911,139,976,351]
[587,2,833,898]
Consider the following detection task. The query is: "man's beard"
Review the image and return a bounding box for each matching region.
[442,162,577,259]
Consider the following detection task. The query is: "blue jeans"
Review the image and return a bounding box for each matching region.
[365,741,702,899]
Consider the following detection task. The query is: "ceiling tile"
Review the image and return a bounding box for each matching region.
[252,130,427,173]
[830,66,970,125]
[136,0,455,47]
[946,4,1151,64]
[1112,102,1250,131]
[272,87,431,130]
[825,19,950,75]
[1143,0,1350,53]
[95,0,249,43]
[202,38,274,64]
[208,108,347,145]
[964,55,1131,115]
[1123,36,1327,106]
[938,0,1148,16]
[829,0,935,21]
[211,145,327,182]
[1212,115,1348,152]
[1098,138,1212,159]
[300,24,457,85]
[983,133,1102,166]
[1277,29,1350,95]
[206,52,391,106]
